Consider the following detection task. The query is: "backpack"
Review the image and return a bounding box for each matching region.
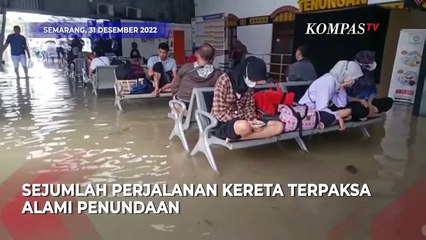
[115,60,133,80]
[254,83,295,120]
[110,58,124,66]
[278,104,321,137]
[130,79,153,94]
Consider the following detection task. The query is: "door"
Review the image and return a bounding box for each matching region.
[173,30,185,65]
[270,22,294,82]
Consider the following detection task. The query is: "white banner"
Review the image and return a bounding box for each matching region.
[388,29,426,103]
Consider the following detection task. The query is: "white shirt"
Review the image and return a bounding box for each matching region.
[298,73,348,118]
[55,39,65,48]
[90,56,110,71]
[147,56,177,72]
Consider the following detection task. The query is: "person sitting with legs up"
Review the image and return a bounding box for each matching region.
[348,50,394,121]
[147,43,177,96]
[211,56,284,142]
[298,60,363,130]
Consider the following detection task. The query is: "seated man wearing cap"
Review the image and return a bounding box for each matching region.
[347,50,393,121]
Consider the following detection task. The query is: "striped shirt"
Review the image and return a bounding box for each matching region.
[211,73,257,122]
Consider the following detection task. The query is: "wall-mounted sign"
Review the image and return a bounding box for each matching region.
[298,0,368,12]
[239,19,248,26]
[271,6,300,22]
[249,16,269,25]
[202,13,225,21]
[233,6,301,27]
[272,12,296,22]
[239,16,271,26]
[379,1,404,8]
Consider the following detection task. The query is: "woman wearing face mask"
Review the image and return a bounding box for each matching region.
[211,57,284,142]
[347,50,393,121]
[298,60,363,130]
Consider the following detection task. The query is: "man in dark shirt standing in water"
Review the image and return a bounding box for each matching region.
[2,25,31,79]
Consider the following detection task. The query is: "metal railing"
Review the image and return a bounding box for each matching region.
[247,53,292,82]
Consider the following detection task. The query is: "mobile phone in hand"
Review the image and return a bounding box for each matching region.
[254,121,266,128]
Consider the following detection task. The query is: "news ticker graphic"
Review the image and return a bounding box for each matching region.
[20,183,372,215]
[27,21,170,39]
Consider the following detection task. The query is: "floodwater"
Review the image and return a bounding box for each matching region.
[0,61,425,240]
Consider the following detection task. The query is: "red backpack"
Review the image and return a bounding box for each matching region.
[254,83,295,120]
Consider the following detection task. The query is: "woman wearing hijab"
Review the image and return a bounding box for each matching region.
[347,50,393,121]
[298,60,363,130]
[211,57,284,142]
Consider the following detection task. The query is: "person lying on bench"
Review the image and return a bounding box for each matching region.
[171,43,222,109]
[298,60,363,130]
[348,50,393,121]
[211,56,284,142]
[147,43,177,96]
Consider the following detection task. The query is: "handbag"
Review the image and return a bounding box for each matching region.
[278,104,321,137]
[254,83,295,120]
[27,59,33,69]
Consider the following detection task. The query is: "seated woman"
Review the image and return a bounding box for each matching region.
[89,48,110,76]
[298,60,363,130]
[211,56,284,142]
[348,50,393,121]
[130,41,142,65]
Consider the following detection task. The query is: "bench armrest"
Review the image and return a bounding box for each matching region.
[194,109,218,139]
[115,81,123,97]
[168,99,187,120]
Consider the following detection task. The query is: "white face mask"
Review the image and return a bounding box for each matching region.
[356,60,377,72]
[365,62,377,71]
[244,76,256,88]
[244,65,256,88]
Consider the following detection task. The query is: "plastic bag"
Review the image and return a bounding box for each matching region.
[27,59,33,69]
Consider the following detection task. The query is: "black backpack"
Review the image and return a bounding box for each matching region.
[115,60,133,80]
[110,58,124,66]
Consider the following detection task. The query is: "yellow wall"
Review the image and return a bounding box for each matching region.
[379,9,426,97]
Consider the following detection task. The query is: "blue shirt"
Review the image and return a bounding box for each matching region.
[147,56,177,72]
[5,34,27,56]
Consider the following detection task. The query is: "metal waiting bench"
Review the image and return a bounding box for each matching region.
[114,71,172,111]
[92,66,118,95]
[169,81,384,173]
[192,88,384,173]
[168,93,199,151]
[70,58,87,82]
[168,83,281,152]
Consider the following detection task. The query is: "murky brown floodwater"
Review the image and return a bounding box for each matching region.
[0,61,425,240]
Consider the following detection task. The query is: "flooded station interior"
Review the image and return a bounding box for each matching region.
[0,1,426,239]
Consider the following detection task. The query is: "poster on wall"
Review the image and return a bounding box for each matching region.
[191,13,225,51]
[191,13,226,69]
[388,29,426,103]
